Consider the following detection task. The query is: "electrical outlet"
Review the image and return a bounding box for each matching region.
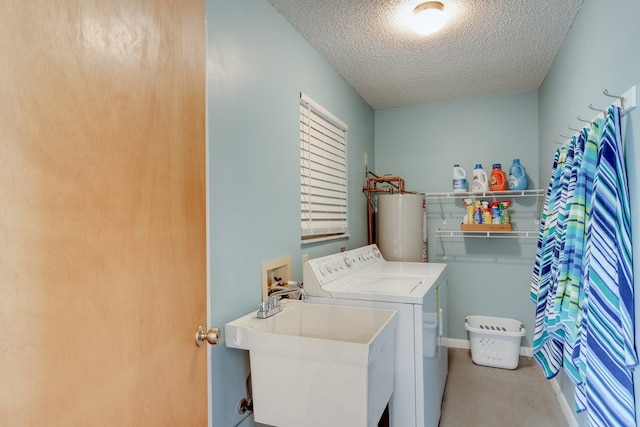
[261,256,292,303]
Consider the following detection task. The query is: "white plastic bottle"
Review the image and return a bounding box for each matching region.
[472,164,489,192]
[452,164,467,192]
[508,158,528,190]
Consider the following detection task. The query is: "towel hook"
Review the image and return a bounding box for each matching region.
[576,115,591,123]
[588,103,606,113]
[567,124,580,132]
[560,133,572,139]
[603,89,625,107]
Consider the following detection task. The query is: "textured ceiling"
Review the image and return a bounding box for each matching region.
[268,0,584,110]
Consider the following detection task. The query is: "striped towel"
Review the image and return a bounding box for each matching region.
[532,105,637,426]
[580,105,637,426]
[531,145,563,378]
[531,140,574,378]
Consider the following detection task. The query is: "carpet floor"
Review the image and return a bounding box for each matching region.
[439,348,569,427]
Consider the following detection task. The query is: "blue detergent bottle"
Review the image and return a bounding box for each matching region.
[508,159,528,190]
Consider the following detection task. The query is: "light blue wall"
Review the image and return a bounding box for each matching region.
[206,1,374,425]
[206,0,640,424]
[374,93,539,192]
[538,0,640,425]
[374,93,540,344]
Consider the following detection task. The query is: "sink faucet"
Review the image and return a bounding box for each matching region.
[257,284,307,319]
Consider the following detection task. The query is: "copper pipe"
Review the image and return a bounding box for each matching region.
[363,175,406,244]
[367,190,373,244]
[365,176,406,194]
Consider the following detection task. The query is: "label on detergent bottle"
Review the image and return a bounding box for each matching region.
[508,175,520,190]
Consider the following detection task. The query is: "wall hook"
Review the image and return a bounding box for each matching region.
[559,133,572,139]
[603,89,625,107]
[576,115,590,123]
[588,103,606,113]
[567,124,580,132]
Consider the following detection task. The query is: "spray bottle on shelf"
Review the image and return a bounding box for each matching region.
[490,201,501,224]
[474,200,482,224]
[481,201,492,224]
[500,200,511,224]
[462,198,474,224]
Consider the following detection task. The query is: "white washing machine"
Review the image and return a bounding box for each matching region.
[303,244,447,427]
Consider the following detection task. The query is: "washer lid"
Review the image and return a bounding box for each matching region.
[322,275,438,304]
[364,261,447,277]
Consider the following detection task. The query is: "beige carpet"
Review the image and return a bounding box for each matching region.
[439,348,568,427]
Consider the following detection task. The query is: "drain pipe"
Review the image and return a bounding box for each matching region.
[235,374,253,424]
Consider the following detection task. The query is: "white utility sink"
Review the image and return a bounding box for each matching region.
[225,300,397,427]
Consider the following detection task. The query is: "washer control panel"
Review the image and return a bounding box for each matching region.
[305,244,384,286]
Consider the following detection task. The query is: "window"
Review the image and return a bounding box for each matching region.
[299,93,348,242]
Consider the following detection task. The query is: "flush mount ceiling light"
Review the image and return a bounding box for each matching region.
[412,1,447,35]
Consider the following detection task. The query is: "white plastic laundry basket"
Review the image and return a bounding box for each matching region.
[465,315,525,369]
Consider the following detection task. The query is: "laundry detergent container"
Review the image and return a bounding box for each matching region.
[465,315,525,369]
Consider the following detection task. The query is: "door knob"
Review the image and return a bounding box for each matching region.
[195,326,221,346]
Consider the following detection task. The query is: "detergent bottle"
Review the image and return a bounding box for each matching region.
[508,159,528,190]
[472,164,489,192]
[452,164,467,192]
[489,164,507,191]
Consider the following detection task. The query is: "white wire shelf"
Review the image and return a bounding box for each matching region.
[435,228,539,239]
[425,189,545,199]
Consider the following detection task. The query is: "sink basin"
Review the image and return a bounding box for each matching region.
[225,300,397,427]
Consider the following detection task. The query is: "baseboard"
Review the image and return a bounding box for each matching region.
[443,338,577,427]
[442,338,469,349]
[442,337,532,357]
[549,377,579,427]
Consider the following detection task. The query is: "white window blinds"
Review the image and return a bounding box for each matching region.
[300,93,348,240]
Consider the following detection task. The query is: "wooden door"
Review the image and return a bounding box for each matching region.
[0,0,208,425]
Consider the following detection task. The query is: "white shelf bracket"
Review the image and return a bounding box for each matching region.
[439,236,447,259]
[622,85,637,115]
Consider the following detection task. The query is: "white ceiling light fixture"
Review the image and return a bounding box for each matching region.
[412,1,447,35]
